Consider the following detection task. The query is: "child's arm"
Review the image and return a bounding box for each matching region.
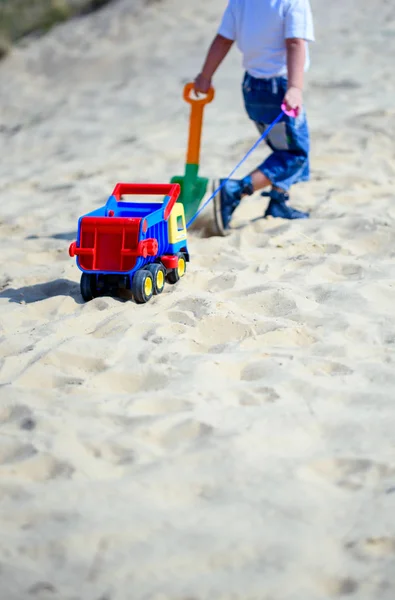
[284,37,306,113]
[194,34,234,94]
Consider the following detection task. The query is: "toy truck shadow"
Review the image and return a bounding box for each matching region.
[69,183,189,304]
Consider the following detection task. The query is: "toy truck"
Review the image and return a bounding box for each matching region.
[69,183,189,304]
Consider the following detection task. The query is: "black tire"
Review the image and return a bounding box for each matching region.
[145,263,166,294]
[80,273,98,302]
[132,269,154,304]
[167,253,187,285]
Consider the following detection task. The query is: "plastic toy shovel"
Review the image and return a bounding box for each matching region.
[171,82,215,223]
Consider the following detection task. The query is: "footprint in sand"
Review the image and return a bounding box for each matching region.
[0,403,36,430]
[196,315,254,347]
[306,358,353,377]
[242,325,317,349]
[82,297,114,312]
[312,285,371,317]
[90,313,134,338]
[0,440,73,482]
[240,359,278,382]
[346,537,395,561]
[233,287,298,318]
[207,272,237,292]
[317,576,359,597]
[239,386,280,406]
[330,261,366,280]
[322,243,344,255]
[173,296,213,319]
[306,458,395,491]
[28,582,58,596]
[136,417,213,453]
[84,439,135,466]
[166,298,213,329]
[0,441,37,464]
[92,366,169,394]
[167,310,195,327]
[14,345,109,391]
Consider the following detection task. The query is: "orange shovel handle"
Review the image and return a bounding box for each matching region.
[183,82,215,106]
[183,83,215,165]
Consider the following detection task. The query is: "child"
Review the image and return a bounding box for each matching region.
[194,0,315,234]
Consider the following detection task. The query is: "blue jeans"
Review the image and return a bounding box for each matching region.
[242,73,310,191]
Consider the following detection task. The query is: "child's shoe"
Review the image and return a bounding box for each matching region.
[262,189,309,219]
[213,176,253,236]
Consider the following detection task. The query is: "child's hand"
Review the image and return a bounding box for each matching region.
[283,86,303,115]
[194,73,212,95]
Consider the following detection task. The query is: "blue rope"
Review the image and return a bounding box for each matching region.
[186,110,284,228]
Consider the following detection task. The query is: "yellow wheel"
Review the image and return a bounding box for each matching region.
[132,270,154,304]
[178,255,186,277]
[146,263,166,294]
[144,275,153,297]
[167,253,187,284]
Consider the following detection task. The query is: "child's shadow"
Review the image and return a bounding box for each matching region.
[0,279,83,305]
[188,213,221,238]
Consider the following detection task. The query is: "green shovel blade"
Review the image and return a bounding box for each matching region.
[171,164,208,224]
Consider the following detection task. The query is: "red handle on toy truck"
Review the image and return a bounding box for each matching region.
[111,183,180,221]
[112,183,181,221]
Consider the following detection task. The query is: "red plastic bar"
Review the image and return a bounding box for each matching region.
[161,255,179,269]
[111,182,181,221]
[112,183,180,198]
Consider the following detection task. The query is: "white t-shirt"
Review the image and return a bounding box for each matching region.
[218,0,315,78]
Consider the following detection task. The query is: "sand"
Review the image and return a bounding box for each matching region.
[1,0,395,598]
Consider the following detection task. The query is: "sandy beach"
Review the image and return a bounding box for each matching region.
[1,0,395,598]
